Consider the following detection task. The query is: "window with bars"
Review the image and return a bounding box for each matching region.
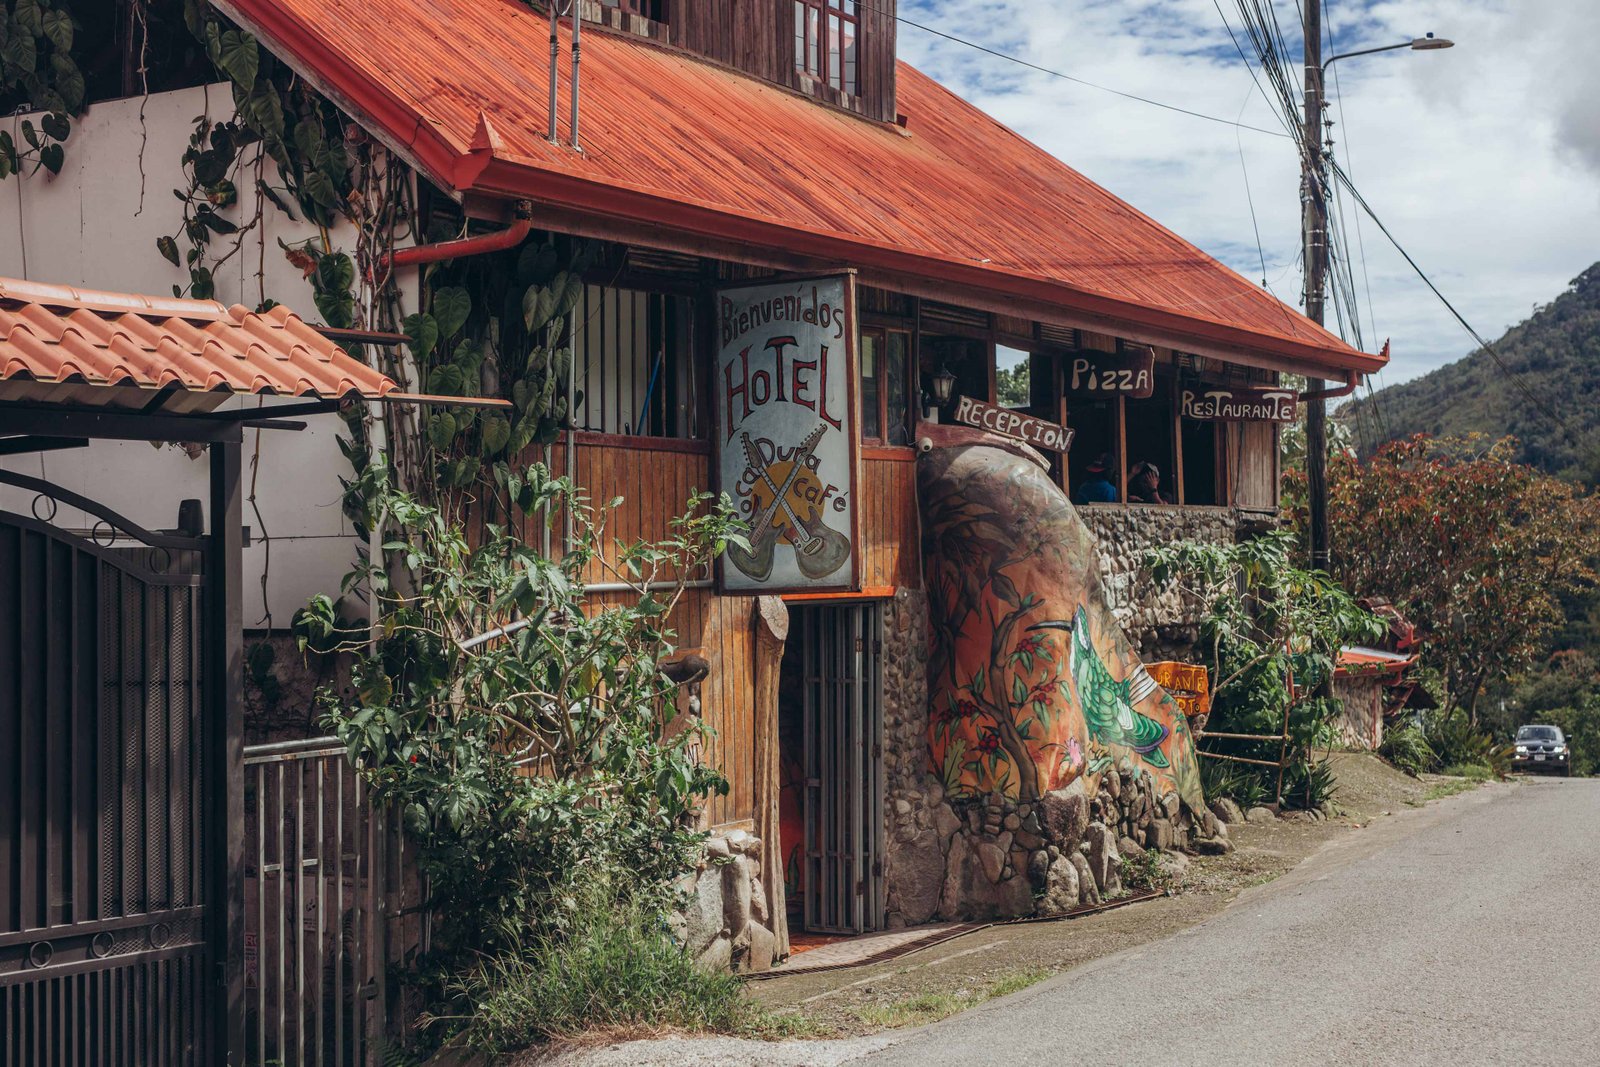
[571,284,699,439]
[793,0,859,94]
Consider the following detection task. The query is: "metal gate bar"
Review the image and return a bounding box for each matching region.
[797,603,886,935]
[244,737,392,1067]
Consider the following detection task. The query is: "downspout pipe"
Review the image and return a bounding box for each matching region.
[1298,371,1360,402]
[389,202,534,270]
[570,1,582,152]
[547,1,561,143]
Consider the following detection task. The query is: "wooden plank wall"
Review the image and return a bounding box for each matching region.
[859,450,921,589]
[529,432,921,827]
[1233,421,1280,510]
[614,0,898,123]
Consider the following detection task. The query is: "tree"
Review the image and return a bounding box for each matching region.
[1325,435,1600,723]
[995,361,1029,407]
[1145,531,1382,804]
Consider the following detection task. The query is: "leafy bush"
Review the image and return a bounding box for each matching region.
[1146,532,1383,801]
[1424,712,1512,778]
[1198,753,1269,808]
[447,878,760,1050]
[1280,756,1337,810]
[1379,723,1436,777]
[1119,848,1174,893]
[301,461,749,1032]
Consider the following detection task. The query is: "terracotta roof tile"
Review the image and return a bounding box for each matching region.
[0,276,397,399]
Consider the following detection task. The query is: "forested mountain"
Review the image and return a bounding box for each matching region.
[1341,263,1600,481]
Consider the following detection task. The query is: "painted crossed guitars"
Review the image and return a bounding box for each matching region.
[725,425,851,583]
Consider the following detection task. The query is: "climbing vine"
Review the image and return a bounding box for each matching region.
[0,0,85,177]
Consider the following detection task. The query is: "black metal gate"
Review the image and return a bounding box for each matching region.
[0,479,215,1065]
[796,603,886,935]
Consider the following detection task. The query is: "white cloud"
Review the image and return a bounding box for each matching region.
[898,0,1600,386]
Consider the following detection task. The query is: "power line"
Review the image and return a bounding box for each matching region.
[1328,163,1576,439]
[886,5,1291,139]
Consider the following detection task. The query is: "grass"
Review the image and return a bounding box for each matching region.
[446,883,766,1053]
[851,968,1051,1030]
[1440,763,1494,781]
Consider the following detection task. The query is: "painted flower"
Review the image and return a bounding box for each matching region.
[975,727,1002,754]
[1066,737,1083,768]
[955,698,981,719]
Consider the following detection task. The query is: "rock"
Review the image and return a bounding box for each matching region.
[1003,813,1021,831]
[1027,849,1051,887]
[747,922,776,972]
[1195,809,1219,838]
[1017,803,1032,818]
[933,804,963,840]
[1193,835,1234,855]
[696,935,732,972]
[1119,835,1147,862]
[895,799,913,816]
[683,869,726,957]
[750,877,769,923]
[1317,800,1335,818]
[1040,779,1090,849]
[1161,792,1181,820]
[1103,770,1121,800]
[722,857,754,938]
[1210,798,1246,825]
[1014,830,1045,851]
[925,781,945,807]
[1021,812,1042,835]
[1046,845,1061,861]
[1245,806,1276,824]
[704,836,732,860]
[894,829,947,925]
[1070,852,1099,905]
[1085,822,1121,892]
[976,841,1007,884]
[1038,857,1081,913]
[939,833,971,920]
[1144,818,1175,852]
[1157,851,1190,880]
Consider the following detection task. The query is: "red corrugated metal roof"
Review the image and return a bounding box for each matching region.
[0,277,397,399]
[219,0,1384,377]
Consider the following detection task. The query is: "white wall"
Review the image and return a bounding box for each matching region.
[0,84,410,628]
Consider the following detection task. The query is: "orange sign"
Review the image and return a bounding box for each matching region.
[1146,661,1211,719]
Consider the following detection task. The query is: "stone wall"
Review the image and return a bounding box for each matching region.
[677,828,777,973]
[1078,505,1241,660]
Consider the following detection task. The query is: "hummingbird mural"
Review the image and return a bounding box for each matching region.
[1029,606,1171,769]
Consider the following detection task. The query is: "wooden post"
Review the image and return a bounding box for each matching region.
[753,595,791,961]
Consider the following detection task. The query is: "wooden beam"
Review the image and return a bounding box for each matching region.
[0,435,88,456]
[752,596,791,964]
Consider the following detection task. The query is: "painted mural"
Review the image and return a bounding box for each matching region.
[917,423,1205,813]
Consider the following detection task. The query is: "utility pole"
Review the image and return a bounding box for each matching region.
[1301,2,1331,572]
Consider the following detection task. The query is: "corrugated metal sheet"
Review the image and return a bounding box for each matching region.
[221,0,1382,374]
[0,276,396,399]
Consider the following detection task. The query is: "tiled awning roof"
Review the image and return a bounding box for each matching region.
[0,277,397,405]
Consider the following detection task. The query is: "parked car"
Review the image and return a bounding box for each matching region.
[1513,725,1571,776]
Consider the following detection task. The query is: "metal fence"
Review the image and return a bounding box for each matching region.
[243,737,427,1067]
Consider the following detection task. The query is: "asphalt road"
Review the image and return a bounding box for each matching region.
[861,777,1600,1067]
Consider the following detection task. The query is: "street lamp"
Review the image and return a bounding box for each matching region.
[1301,25,1455,573]
[1323,33,1455,74]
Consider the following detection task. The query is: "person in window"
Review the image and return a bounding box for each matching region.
[1127,460,1173,505]
[1074,453,1119,505]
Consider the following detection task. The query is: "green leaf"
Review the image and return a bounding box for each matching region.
[40,9,70,52]
[429,364,464,396]
[38,111,68,141]
[2,29,37,76]
[516,242,557,286]
[432,286,471,339]
[214,29,259,90]
[480,414,511,456]
[522,283,557,333]
[20,120,38,150]
[13,0,43,36]
[428,413,457,451]
[403,313,440,360]
[37,143,62,174]
[302,168,341,210]
[202,212,239,235]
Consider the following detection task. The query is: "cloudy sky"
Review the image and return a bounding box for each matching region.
[898,0,1600,387]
